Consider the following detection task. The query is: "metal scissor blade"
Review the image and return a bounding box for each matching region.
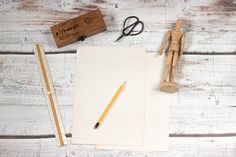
[115,34,124,42]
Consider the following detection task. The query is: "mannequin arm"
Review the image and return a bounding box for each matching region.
[180,32,186,56]
[159,30,171,55]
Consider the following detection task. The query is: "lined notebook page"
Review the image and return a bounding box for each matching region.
[97,53,170,151]
[72,47,146,145]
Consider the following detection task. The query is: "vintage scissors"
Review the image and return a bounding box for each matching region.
[115,16,144,42]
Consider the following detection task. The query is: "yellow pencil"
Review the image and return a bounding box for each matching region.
[94,81,126,129]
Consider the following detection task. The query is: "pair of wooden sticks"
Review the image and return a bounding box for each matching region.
[34,44,67,147]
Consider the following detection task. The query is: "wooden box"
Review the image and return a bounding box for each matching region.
[51,9,106,48]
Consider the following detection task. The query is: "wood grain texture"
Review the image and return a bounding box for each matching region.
[1,54,236,136]
[0,0,235,52]
[1,137,236,157]
[0,0,236,156]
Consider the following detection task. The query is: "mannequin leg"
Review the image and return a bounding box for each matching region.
[170,51,179,82]
[163,51,174,82]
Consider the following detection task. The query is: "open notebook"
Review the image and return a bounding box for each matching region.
[72,47,170,151]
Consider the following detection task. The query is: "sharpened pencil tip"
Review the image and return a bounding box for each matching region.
[94,122,100,129]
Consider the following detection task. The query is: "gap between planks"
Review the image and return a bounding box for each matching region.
[2,133,236,139]
[0,51,236,55]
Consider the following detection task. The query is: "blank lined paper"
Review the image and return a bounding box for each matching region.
[96,53,170,151]
[72,47,146,145]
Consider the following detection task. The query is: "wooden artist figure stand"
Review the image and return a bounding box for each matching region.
[159,19,186,93]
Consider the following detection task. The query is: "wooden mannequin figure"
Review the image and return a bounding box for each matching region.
[159,19,186,93]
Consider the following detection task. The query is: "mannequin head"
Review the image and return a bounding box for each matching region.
[175,19,185,30]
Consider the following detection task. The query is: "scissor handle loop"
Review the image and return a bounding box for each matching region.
[122,16,144,36]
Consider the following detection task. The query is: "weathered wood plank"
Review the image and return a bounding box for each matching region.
[0,0,235,52]
[1,54,236,135]
[1,137,236,157]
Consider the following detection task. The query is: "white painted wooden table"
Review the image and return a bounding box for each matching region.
[0,0,236,156]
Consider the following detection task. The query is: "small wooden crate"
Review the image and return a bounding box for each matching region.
[51,9,106,48]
